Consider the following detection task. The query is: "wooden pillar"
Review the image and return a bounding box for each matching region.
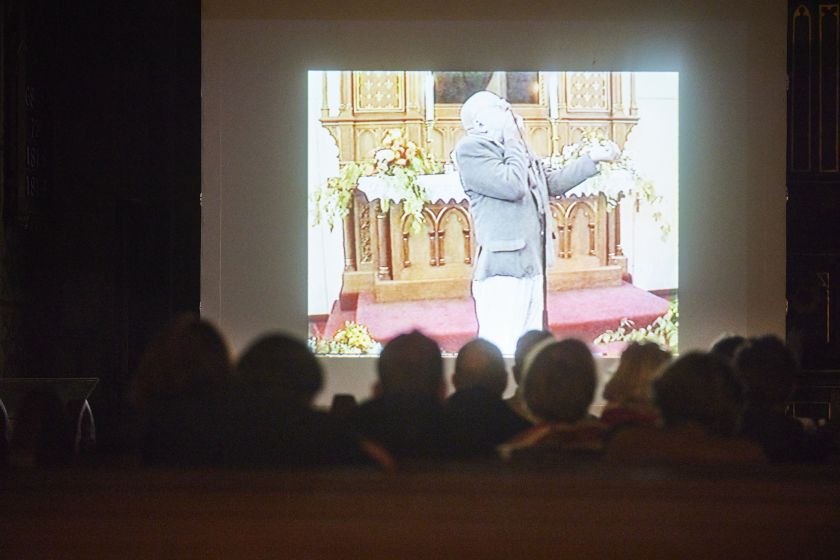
[629,72,638,117]
[605,196,615,262]
[376,206,392,279]
[320,71,329,119]
[614,203,624,256]
[342,206,356,272]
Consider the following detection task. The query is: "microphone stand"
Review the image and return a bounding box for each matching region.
[511,114,550,331]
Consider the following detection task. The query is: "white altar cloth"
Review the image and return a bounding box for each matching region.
[356,167,636,204]
[358,173,467,204]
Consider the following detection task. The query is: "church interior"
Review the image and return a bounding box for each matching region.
[308,71,676,354]
[2,1,840,557]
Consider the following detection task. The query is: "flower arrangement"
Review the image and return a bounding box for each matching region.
[313,129,441,233]
[309,321,381,355]
[373,129,425,173]
[593,299,679,351]
[552,129,670,241]
[372,129,441,232]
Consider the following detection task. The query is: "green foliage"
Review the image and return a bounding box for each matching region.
[309,321,381,355]
[554,129,671,241]
[312,129,441,234]
[312,161,370,231]
[594,299,679,352]
[386,167,429,234]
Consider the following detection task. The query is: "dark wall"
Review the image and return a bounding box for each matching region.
[1,0,200,448]
[786,1,840,418]
[787,2,840,373]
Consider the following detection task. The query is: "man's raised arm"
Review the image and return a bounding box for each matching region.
[546,141,621,197]
[456,136,530,201]
[546,155,598,197]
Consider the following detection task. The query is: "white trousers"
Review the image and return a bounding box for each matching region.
[472,275,544,355]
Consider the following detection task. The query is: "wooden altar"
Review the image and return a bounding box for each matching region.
[320,71,639,304]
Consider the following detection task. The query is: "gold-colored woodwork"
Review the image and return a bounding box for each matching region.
[322,71,427,164]
[342,191,624,303]
[566,72,610,112]
[321,71,636,302]
[394,203,473,278]
[353,72,406,113]
[547,195,626,291]
[323,72,638,163]
[382,198,476,302]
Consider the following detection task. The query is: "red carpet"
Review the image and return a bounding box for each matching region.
[324,283,671,353]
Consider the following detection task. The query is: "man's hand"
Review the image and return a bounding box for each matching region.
[502,111,524,144]
[587,141,621,162]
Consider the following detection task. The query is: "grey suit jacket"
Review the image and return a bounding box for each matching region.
[455,134,598,281]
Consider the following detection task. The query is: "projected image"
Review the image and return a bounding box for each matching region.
[308,71,678,356]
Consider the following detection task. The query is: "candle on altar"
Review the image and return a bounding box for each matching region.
[425,71,435,122]
[548,72,559,120]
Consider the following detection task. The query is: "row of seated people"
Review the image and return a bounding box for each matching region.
[128,315,838,469]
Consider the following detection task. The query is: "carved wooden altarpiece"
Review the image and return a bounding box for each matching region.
[320,71,639,303]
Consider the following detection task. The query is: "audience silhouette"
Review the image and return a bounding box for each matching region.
[606,351,766,466]
[132,314,232,466]
[601,341,671,429]
[349,331,449,460]
[8,316,837,472]
[499,339,606,461]
[710,333,747,363]
[734,335,832,463]
[442,338,531,457]
[224,333,380,467]
[505,329,554,424]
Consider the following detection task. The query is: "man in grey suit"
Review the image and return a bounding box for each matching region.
[455,91,618,354]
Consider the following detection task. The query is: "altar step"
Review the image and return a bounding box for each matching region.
[323,282,672,354]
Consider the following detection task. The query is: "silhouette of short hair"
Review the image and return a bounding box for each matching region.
[654,352,745,436]
[237,333,323,403]
[453,338,507,396]
[710,333,747,362]
[132,314,230,407]
[603,342,671,403]
[513,330,554,385]
[734,335,797,407]
[523,339,596,422]
[377,331,442,397]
